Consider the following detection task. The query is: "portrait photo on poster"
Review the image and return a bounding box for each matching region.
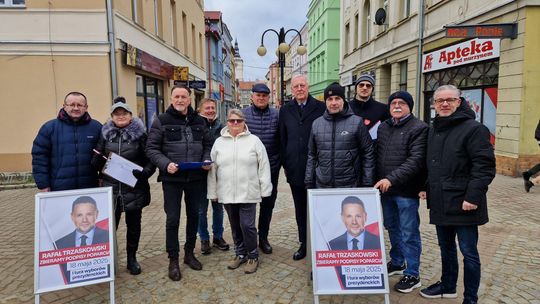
[308,188,389,296]
[34,187,114,294]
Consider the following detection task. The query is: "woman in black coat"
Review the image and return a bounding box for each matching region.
[92,98,155,275]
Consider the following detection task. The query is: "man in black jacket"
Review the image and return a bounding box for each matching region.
[419,85,495,304]
[146,85,213,281]
[522,119,540,192]
[242,83,280,254]
[348,74,390,139]
[374,91,428,294]
[279,74,325,260]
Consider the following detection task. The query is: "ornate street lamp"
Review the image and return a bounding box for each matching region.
[257,27,307,106]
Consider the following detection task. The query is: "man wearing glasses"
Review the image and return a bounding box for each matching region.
[348,74,390,139]
[32,92,102,191]
[419,85,495,304]
[242,83,280,255]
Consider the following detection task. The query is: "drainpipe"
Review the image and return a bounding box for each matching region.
[106,0,118,99]
[415,0,425,117]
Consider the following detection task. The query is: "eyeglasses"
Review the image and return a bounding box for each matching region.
[434,98,459,105]
[357,83,372,88]
[64,103,87,108]
[227,119,244,124]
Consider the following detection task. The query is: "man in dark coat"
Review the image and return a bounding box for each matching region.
[522,119,540,192]
[305,82,375,189]
[32,91,101,191]
[279,74,325,260]
[348,74,390,139]
[146,85,213,281]
[419,85,495,304]
[242,83,280,254]
[196,98,229,255]
[374,91,428,293]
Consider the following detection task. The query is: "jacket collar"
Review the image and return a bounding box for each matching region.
[57,108,92,125]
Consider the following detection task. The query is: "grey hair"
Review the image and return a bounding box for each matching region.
[434,85,461,99]
[291,74,308,83]
[227,109,245,119]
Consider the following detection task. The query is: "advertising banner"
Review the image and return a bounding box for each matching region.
[308,188,389,296]
[34,187,115,294]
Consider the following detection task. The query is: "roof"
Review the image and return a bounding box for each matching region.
[238,81,257,90]
[204,11,222,20]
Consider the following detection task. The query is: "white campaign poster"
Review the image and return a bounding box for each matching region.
[308,188,389,296]
[34,187,115,294]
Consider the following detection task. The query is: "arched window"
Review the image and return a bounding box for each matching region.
[362,0,371,44]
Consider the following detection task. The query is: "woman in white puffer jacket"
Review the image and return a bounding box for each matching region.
[207,109,271,274]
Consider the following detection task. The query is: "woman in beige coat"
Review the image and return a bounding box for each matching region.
[207,109,272,274]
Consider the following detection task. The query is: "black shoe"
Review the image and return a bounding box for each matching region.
[394,275,421,293]
[127,253,142,275]
[201,240,212,255]
[259,238,273,254]
[293,243,306,261]
[212,237,230,251]
[387,261,406,276]
[420,281,457,299]
[522,171,531,181]
[183,251,203,271]
[168,257,181,281]
[525,180,534,192]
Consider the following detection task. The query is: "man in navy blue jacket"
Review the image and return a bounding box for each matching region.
[32,92,102,191]
[242,83,280,254]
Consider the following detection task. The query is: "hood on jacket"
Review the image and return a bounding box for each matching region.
[323,99,353,120]
[220,124,251,137]
[102,117,146,141]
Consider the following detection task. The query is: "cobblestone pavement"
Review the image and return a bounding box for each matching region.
[0,174,539,304]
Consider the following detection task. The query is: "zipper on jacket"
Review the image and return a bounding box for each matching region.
[118,132,124,212]
[331,119,336,188]
[75,124,80,189]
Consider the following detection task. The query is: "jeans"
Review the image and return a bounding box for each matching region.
[198,181,224,240]
[162,180,206,258]
[224,203,258,259]
[381,195,422,277]
[436,225,480,303]
[258,173,279,239]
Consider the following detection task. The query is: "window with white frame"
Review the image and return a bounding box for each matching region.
[399,61,408,91]
[361,0,371,44]
[0,0,25,7]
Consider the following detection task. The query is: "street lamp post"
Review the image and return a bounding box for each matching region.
[257,27,307,106]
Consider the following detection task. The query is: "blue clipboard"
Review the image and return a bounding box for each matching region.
[177,161,213,170]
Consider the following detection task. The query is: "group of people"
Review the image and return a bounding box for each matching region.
[32,73,496,304]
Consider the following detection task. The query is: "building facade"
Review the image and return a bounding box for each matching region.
[285,21,309,99]
[340,0,540,176]
[0,0,206,172]
[307,0,341,100]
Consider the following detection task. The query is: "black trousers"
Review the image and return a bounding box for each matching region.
[162,180,205,258]
[290,184,308,243]
[258,173,279,239]
[115,198,142,253]
[224,203,258,259]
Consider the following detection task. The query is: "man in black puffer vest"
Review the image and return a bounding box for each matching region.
[242,83,280,255]
[146,85,213,282]
[374,91,428,294]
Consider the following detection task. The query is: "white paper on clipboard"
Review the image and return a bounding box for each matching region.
[102,152,143,187]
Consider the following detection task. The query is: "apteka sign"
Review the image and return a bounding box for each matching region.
[422,38,500,73]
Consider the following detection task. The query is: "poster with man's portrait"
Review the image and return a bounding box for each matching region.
[308,188,389,295]
[34,187,114,294]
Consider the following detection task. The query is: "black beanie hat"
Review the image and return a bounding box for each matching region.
[324,82,346,101]
[388,91,414,111]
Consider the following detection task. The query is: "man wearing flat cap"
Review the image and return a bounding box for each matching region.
[374,90,428,293]
[349,74,390,139]
[305,82,375,189]
[242,83,280,255]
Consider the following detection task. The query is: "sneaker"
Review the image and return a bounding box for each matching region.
[244,258,259,274]
[394,275,421,293]
[387,261,406,276]
[213,237,230,251]
[420,281,457,299]
[525,180,534,193]
[201,240,212,255]
[227,255,247,270]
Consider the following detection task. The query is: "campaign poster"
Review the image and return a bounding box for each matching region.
[308,188,389,295]
[34,187,115,294]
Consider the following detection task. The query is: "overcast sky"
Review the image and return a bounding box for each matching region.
[204,0,310,81]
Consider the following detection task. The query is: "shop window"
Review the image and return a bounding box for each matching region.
[0,0,25,7]
[136,74,164,130]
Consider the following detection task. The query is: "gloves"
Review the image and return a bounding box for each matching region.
[132,169,147,180]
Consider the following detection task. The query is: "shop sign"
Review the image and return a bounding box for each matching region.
[340,71,353,86]
[124,42,174,78]
[444,23,517,39]
[422,38,499,73]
